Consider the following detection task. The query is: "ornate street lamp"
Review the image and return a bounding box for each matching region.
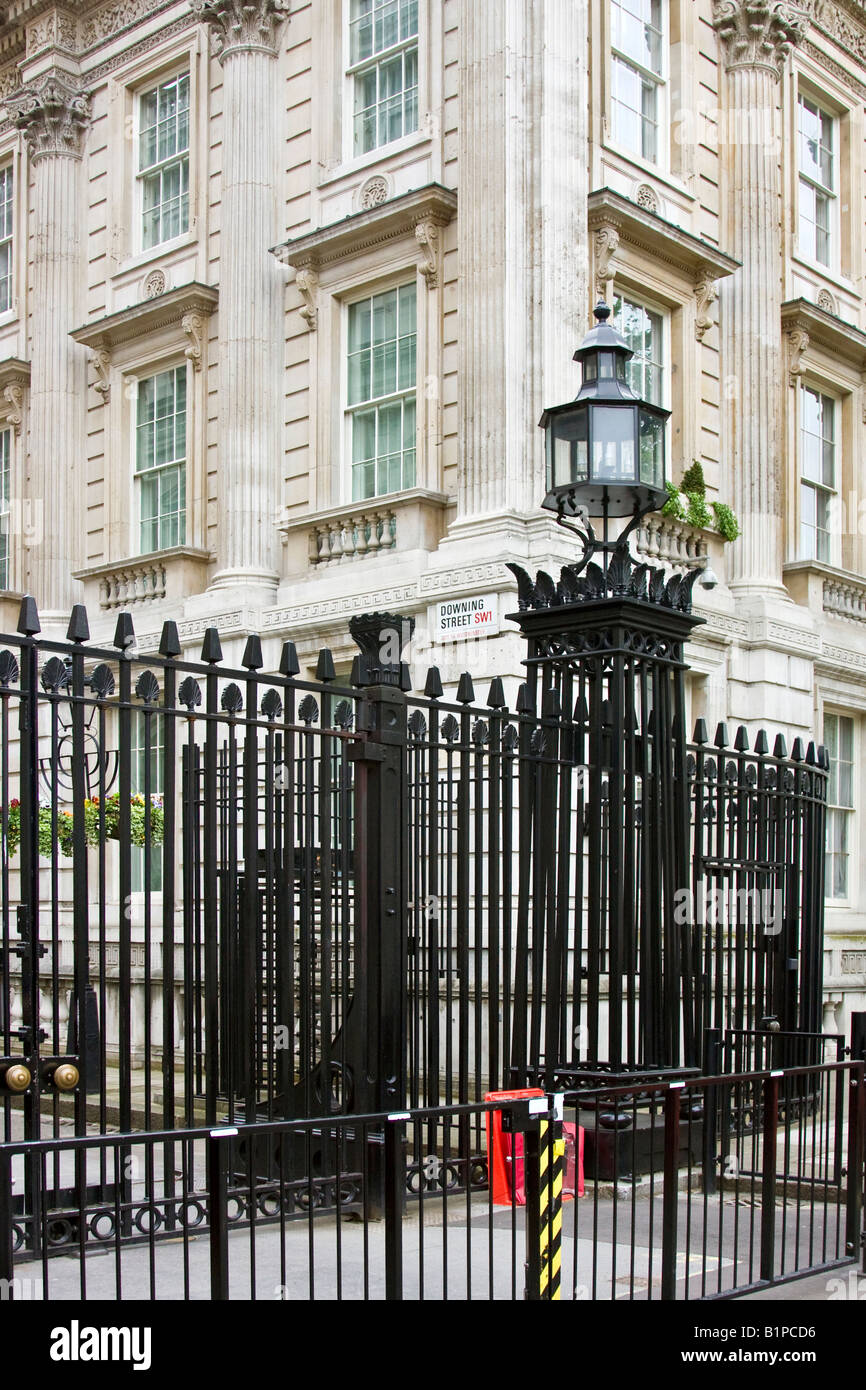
[539,302,670,562]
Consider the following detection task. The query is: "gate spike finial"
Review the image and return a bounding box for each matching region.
[754,729,769,755]
[17,594,40,636]
[773,733,787,759]
[543,687,560,718]
[66,604,89,644]
[816,743,827,770]
[113,611,136,651]
[516,683,533,714]
[487,676,506,709]
[456,672,475,705]
[791,737,804,762]
[714,722,729,749]
[734,725,749,752]
[692,718,708,745]
[279,641,299,677]
[424,666,443,700]
[200,627,223,664]
[159,621,182,659]
[315,648,336,683]
[805,740,816,765]
[242,634,264,671]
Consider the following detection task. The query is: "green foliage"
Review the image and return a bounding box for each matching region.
[661,479,687,521]
[711,501,740,542]
[685,491,712,530]
[4,794,164,859]
[680,461,706,496]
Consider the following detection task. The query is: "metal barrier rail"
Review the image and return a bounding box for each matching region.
[1,1061,863,1302]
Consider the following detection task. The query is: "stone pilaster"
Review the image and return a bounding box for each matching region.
[8,72,90,616]
[713,1,808,593]
[192,0,289,591]
[455,1,588,524]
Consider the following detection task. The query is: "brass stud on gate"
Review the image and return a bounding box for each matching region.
[5,1064,31,1092]
[53,1063,80,1092]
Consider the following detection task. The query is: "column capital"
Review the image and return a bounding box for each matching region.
[8,70,90,160]
[190,0,289,60]
[712,0,808,78]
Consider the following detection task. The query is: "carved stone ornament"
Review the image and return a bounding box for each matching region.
[26,9,79,56]
[594,225,620,301]
[8,72,91,160]
[787,325,810,385]
[295,267,319,331]
[711,1,808,78]
[190,0,290,59]
[695,268,719,343]
[142,268,167,299]
[635,183,659,213]
[3,381,26,436]
[182,311,205,370]
[360,175,389,210]
[816,287,836,314]
[415,219,440,289]
[90,346,111,401]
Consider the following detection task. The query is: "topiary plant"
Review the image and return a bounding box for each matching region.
[664,461,739,543]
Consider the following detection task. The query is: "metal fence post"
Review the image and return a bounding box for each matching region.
[846,1063,865,1266]
[348,613,412,1116]
[0,1148,14,1295]
[661,1082,683,1300]
[208,1127,236,1301]
[384,1115,406,1300]
[760,1071,780,1283]
[702,1028,721,1196]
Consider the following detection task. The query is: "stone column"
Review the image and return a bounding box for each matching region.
[192,0,289,593]
[9,71,90,617]
[456,1,588,522]
[713,1,807,593]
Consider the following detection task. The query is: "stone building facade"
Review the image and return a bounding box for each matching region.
[0,0,864,1027]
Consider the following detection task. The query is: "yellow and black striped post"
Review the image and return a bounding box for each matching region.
[524,1103,565,1301]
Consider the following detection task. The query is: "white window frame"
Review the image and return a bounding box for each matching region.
[824,710,855,905]
[135,69,191,254]
[0,427,11,591]
[612,289,668,408]
[0,166,12,315]
[132,363,189,556]
[343,0,420,162]
[342,279,418,504]
[797,91,838,272]
[798,382,839,566]
[609,0,668,171]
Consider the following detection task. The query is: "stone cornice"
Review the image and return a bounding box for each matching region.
[587,188,740,280]
[781,297,866,369]
[712,0,808,77]
[190,0,288,59]
[8,67,90,157]
[69,281,218,351]
[272,184,458,273]
[799,0,866,64]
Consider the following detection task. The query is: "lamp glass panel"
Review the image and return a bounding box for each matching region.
[639,409,665,488]
[590,406,636,482]
[549,409,589,488]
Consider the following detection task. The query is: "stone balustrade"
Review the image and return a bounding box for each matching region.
[634,517,709,570]
[98,561,167,609]
[823,576,866,624]
[311,507,398,565]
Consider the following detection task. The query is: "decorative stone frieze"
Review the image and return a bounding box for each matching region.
[8,71,90,160]
[712,0,808,77]
[190,0,289,60]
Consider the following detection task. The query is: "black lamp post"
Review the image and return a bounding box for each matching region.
[540,302,670,564]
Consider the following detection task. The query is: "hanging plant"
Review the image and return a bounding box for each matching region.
[662,462,739,542]
[4,794,164,860]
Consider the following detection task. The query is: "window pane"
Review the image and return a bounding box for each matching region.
[611,0,664,75]
[347,285,415,500]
